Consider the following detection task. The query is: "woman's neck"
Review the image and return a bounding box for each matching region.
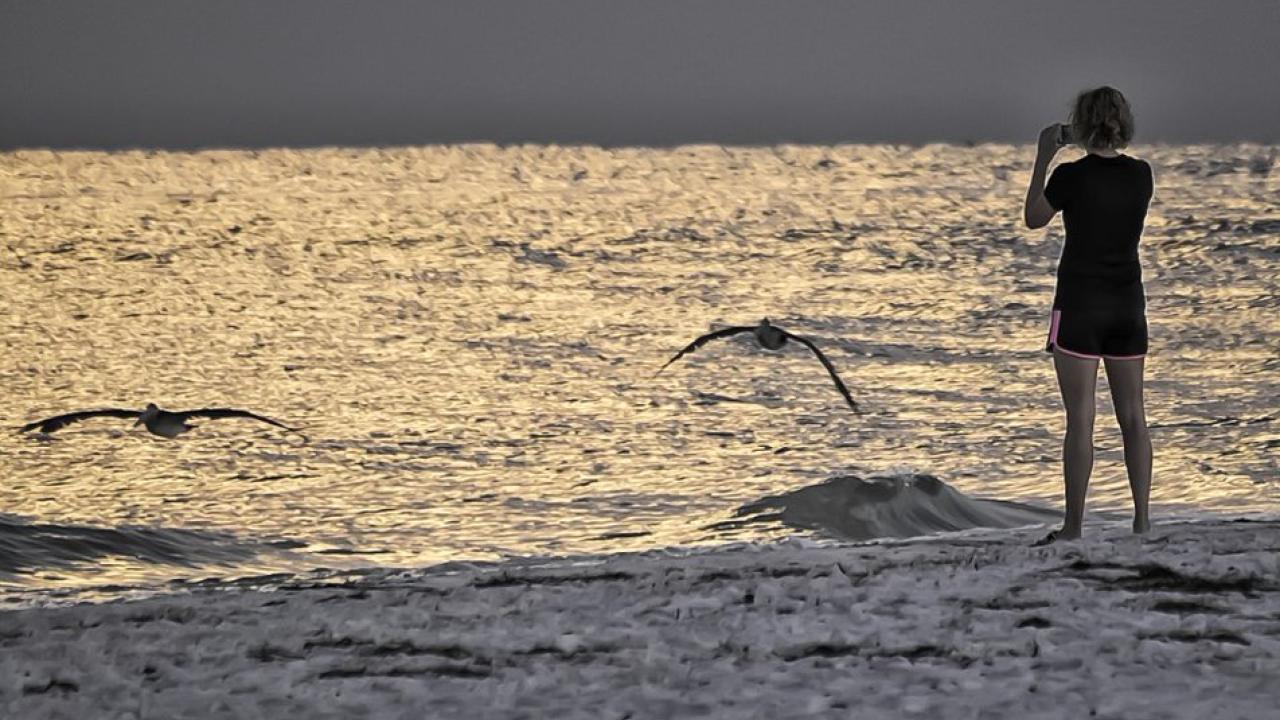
[1087,147,1121,158]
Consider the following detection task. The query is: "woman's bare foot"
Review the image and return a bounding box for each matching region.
[1032,527,1082,546]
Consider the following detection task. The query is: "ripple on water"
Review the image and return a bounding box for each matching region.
[0,143,1276,592]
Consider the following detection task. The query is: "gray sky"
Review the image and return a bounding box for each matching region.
[3,1,1278,149]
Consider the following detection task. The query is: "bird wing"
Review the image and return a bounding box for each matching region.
[17,408,140,434]
[781,331,861,413]
[654,326,756,376]
[179,408,304,435]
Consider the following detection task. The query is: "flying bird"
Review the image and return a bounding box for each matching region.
[17,403,305,440]
[656,318,860,413]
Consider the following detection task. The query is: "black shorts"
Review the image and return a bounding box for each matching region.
[1045,306,1148,360]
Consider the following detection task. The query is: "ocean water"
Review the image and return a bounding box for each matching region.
[1,143,1276,598]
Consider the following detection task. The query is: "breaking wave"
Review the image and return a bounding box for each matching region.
[731,473,1059,540]
[0,514,286,577]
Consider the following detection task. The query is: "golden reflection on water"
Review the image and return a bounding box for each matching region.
[1,144,1277,590]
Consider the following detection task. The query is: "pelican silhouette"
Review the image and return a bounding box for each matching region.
[656,319,860,413]
[17,403,305,440]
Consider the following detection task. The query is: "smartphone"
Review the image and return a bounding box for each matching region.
[1056,123,1074,146]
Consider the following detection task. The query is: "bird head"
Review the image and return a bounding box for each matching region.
[136,403,159,425]
[754,318,788,350]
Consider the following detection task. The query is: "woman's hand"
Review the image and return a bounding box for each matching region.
[1025,124,1063,228]
[1037,124,1063,160]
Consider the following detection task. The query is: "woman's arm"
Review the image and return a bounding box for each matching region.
[1024,124,1062,229]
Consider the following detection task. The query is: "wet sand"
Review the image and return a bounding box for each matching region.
[3,518,1278,719]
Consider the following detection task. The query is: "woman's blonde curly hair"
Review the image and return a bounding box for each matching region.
[1069,86,1135,151]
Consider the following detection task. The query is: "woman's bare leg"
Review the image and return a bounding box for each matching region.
[1054,349,1099,539]
[1103,356,1152,533]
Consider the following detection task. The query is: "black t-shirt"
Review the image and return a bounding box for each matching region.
[1044,153,1153,310]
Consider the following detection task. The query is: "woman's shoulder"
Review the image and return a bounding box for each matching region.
[1118,153,1151,168]
[1049,156,1083,179]
[1115,154,1155,194]
[1123,154,1154,181]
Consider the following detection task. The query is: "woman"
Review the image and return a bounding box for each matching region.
[1023,86,1154,544]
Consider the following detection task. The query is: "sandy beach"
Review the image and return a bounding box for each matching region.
[4,518,1278,719]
